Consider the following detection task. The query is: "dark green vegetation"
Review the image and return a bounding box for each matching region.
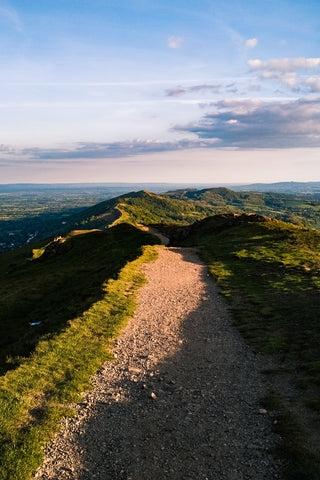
[0,224,158,374]
[1,184,320,252]
[0,223,159,480]
[174,215,320,372]
[167,214,320,479]
[0,183,185,251]
[167,187,320,228]
[0,185,149,251]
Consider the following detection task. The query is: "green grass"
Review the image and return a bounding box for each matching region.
[168,187,320,228]
[181,219,320,370]
[176,216,320,478]
[114,191,219,226]
[0,224,159,374]
[262,391,320,480]
[0,227,159,480]
[2,187,320,252]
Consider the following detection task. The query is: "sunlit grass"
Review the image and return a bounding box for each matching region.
[0,226,159,480]
[179,217,320,479]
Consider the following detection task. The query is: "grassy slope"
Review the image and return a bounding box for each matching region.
[177,217,320,479]
[0,224,160,480]
[114,191,219,225]
[2,187,320,252]
[167,187,320,228]
[0,224,158,374]
[75,190,221,229]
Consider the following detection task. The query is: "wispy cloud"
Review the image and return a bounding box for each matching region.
[0,1,22,31]
[166,84,222,97]
[167,35,184,49]
[20,138,218,161]
[175,98,320,148]
[165,82,243,97]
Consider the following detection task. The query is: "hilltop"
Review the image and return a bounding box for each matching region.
[1,186,320,252]
[166,187,320,228]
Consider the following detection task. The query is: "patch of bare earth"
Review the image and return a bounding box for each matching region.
[35,247,281,480]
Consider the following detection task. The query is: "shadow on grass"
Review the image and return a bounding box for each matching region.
[0,224,157,374]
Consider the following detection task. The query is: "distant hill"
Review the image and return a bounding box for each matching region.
[166,187,320,228]
[74,190,218,229]
[235,181,320,195]
[0,188,220,252]
[1,186,320,251]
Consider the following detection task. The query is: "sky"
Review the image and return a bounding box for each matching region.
[0,0,320,183]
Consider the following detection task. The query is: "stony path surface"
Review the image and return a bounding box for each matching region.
[36,247,280,480]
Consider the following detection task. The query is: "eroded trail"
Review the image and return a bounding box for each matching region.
[36,247,280,480]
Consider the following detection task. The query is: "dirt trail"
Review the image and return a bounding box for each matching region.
[36,247,280,480]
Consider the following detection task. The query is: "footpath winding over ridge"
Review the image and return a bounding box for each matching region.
[36,247,281,480]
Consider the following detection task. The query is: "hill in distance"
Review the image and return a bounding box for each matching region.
[1,186,320,252]
[76,187,320,232]
[235,181,320,195]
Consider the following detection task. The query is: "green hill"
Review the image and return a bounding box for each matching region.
[73,190,217,228]
[166,187,320,228]
[70,187,320,234]
[1,187,320,251]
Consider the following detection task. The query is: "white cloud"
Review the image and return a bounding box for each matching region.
[248,57,320,73]
[248,57,320,92]
[245,38,258,48]
[304,76,320,93]
[167,36,184,49]
[175,98,320,148]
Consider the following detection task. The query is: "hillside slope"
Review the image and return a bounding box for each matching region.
[0,223,159,374]
[164,214,320,479]
[74,190,217,228]
[1,187,319,252]
[167,187,320,228]
[0,223,160,480]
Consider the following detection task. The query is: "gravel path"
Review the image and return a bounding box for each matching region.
[36,247,280,480]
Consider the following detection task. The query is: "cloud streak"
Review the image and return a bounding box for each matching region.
[165,83,242,97]
[19,138,218,161]
[166,84,223,96]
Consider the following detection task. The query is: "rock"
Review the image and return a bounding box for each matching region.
[128,366,141,374]
[150,392,157,400]
[259,408,268,415]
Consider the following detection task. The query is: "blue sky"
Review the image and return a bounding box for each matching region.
[0,0,320,182]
